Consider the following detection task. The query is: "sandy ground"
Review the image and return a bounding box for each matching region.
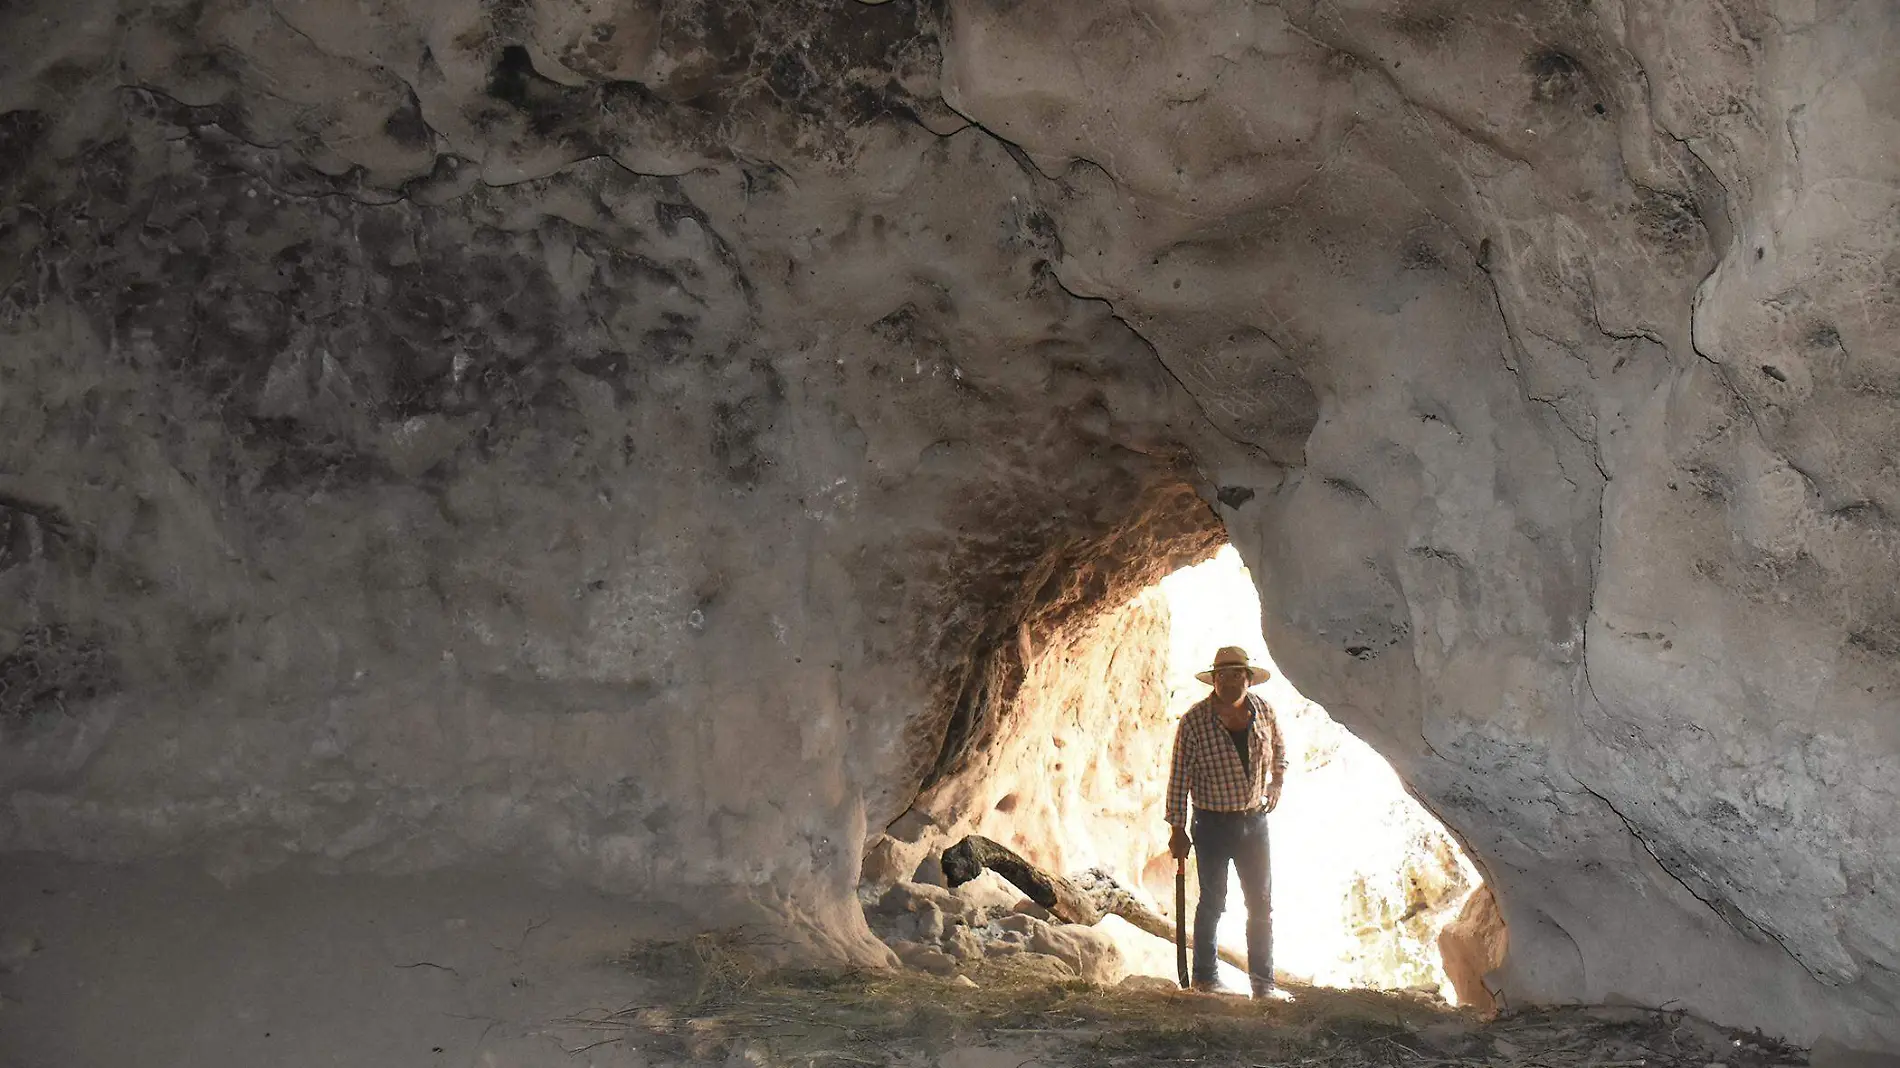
[0,854,685,1067]
[593,935,1813,1068]
[0,854,1826,1068]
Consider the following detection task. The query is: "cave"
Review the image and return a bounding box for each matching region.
[871,545,1497,1003]
[2,0,1898,1063]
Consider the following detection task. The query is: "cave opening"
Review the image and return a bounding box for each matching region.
[1154,547,1489,1001]
[869,541,1500,1005]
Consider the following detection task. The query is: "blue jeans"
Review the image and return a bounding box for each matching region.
[1191,807,1272,989]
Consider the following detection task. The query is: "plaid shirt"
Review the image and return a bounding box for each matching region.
[1165,692,1287,826]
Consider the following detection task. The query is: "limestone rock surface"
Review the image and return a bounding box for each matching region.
[1440,886,1509,1013]
[1,0,1896,1052]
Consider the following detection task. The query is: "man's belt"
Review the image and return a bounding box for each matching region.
[1193,804,1268,819]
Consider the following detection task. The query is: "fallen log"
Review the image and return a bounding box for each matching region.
[940,834,1248,974]
[940,834,1101,924]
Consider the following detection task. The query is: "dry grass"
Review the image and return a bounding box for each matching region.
[555,932,1810,1068]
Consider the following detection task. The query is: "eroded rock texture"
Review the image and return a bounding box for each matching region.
[1,0,1895,1049]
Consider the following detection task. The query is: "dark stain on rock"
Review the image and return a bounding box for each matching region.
[241,417,385,492]
[0,111,49,187]
[477,44,646,147]
[1389,11,1455,47]
[870,303,925,346]
[384,339,455,419]
[1525,49,1591,106]
[0,495,88,572]
[654,198,712,239]
[1408,545,1468,568]
[1216,485,1255,510]
[37,59,95,95]
[711,396,770,487]
[1847,628,1900,658]
[1324,476,1375,503]
[382,89,433,149]
[477,0,534,42]
[1013,205,1062,259]
[653,191,755,306]
[709,360,785,487]
[594,239,695,291]
[485,45,571,136]
[844,81,922,126]
[766,51,820,105]
[659,0,942,138]
[1681,463,1731,503]
[1828,499,1891,526]
[0,623,116,723]
[1401,235,1443,270]
[1635,187,1704,252]
[738,160,790,200]
[642,325,696,363]
[827,0,933,67]
[72,138,618,490]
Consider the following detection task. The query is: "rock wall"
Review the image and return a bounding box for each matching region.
[0,0,1220,964]
[1,0,1896,1049]
[895,588,1184,900]
[940,0,1900,1047]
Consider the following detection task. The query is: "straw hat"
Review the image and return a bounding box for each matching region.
[1195,646,1273,686]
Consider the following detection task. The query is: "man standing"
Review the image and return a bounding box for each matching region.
[1165,645,1290,999]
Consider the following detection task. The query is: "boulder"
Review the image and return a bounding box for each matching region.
[1438,888,1508,1012]
[1027,923,1127,986]
[891,940,960,978]
[950,871,1028,918]
[944,926,985,962]
[982,952,1077,984]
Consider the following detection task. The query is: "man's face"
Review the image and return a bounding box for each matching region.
[1212,666,1251,702]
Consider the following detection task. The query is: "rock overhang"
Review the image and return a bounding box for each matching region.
[1,0,1897,1052]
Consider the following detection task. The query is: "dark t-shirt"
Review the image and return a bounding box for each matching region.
[1225,720,1253,776]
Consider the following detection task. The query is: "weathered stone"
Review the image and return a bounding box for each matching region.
[949,870,1026,918]
[1028,923,1128,987]
[986,952,1077,983]
[891,940,959,977]
[995,914,1048,938]
[1439,887,1509,1012]
[945,926,985,962]
[916,903,947,944]
[0,0,1895,1052]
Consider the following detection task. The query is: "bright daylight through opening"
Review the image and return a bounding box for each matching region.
[868,543,1500,1007]
[1157,547,1488,1002]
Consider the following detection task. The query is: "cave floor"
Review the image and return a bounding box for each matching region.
[605,934,1811,1068]
[0,857,1813,1068]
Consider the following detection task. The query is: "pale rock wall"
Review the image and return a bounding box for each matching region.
[1440,886,1511,1012]
[901,588,1182,903]
[0,0,1221,966]
[942,0,1900,1047]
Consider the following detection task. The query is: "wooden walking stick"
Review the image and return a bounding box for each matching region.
[1175,854,1190,989]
